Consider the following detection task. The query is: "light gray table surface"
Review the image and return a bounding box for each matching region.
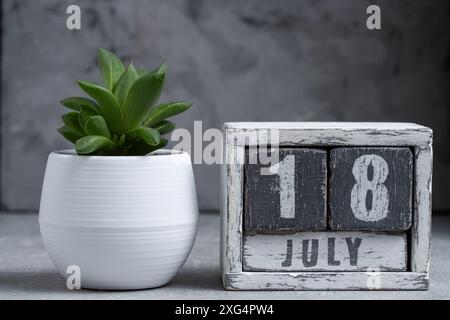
[0,212,449,300]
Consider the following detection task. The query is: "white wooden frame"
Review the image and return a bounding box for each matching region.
[221,122,432,290]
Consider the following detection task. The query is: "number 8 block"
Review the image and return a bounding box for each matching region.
[329,147,413,231]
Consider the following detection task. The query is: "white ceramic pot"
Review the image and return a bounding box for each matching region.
[39,149,198,290]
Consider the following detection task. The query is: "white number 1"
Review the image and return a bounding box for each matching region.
[261,155,295,219]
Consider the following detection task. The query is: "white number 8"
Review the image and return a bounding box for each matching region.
[351,154,389,222]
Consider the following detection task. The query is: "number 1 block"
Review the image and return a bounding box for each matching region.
[245,148,327,232]
[329,147,413,231]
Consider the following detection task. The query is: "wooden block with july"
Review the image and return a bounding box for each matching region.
[243,232,407,272]
[329,147,413,231]
[244,148,327,232]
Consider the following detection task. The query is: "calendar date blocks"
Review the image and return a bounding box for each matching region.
[221,122,432,290]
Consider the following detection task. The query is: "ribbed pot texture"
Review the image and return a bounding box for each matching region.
[39,150,199,290]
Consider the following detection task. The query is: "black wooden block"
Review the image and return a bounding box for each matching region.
[244,148,327,232]
[329,147,413,231]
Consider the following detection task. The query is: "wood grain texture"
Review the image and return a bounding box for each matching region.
[221,132,245,275]
[411,145,433,273]
[329,147,413,231]
[243,232,407,272]
[224,122,433,147]
[224,272,429,291]
[244,148,327,232]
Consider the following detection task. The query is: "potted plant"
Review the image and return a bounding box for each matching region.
[39,48,199,290]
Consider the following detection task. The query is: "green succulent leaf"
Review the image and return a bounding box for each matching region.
[127,137,168,155]
[153,120,176,135]
[158,136,168,148]
[60,97,99,113]
[84,115,111,138]
[136,67,148,77]
[77,80,124,134]
[150,62,167,76]
[144,101,192,126]
[118,134,126,146]
[135,127,161,146]
[125,130,138,143]
[113,63,139,107]
[58,125,84,144]
[98,48,125,91]
[62,112,84,136]
[136,63,166,77]
[75,135,117,155]
[79,106,98,132]
[122,64,166,129]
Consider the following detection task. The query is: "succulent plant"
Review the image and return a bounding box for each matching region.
[58,48,191,156]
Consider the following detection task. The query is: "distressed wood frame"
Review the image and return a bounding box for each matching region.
[221,122,433,290]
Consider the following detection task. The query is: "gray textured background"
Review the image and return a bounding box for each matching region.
[1,0,449,212]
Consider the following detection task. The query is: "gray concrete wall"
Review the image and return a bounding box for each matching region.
[1,0,449,212]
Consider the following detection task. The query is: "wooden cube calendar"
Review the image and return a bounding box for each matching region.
[221,122,432,290]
